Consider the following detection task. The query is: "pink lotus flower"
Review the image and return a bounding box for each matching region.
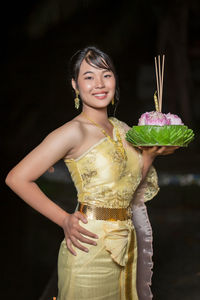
[165,113,184,125]
[138,111,170,126]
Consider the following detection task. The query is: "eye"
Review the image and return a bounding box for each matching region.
[84,76,93,80]
[104,73,112,78]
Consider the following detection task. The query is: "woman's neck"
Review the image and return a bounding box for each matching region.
[81,106,109,124]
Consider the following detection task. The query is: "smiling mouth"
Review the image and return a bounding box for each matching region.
[93,92,108,99]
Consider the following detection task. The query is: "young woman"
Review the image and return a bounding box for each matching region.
[6,46,178,300]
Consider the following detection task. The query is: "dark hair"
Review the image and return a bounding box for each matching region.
[69,46,120,113]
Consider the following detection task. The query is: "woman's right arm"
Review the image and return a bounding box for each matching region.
[5,122,98,255]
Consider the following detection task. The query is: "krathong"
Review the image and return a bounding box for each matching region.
[126,55,194,147]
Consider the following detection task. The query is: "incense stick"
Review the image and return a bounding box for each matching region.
[154,54,165,113]
[154,57,160,107]
[160,55,165,112]
[158,55,162,112]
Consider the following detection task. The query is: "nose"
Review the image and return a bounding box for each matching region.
[95,76,105,89]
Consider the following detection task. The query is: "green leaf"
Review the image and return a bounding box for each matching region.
[126,125,194,147]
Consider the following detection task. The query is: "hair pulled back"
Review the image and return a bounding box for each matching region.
[69,46,120,111]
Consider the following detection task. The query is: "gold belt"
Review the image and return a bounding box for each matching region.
[77,203,132,221]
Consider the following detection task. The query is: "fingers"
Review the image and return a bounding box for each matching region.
[65,230,97,255]
[158,146,180,155]
[66,234,92,255]
[66,238,77,256]
[139,146,179,151]
[70,236,89,253]
[69,230,97,253]
[78,225,99,239]
[157,146,167,154]
[139,145,180,159]
[64,212,99,255]
[74,211,88,224]
[169,146,179,150]
[69,223,98,245]
[76,234,97,246]
[139,146,157,151]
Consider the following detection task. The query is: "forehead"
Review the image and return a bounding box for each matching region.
[78,59,110,76]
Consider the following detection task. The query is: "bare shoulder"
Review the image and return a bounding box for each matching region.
[45,118,84,146]
[23,118,87,164]
[5,118,89,182]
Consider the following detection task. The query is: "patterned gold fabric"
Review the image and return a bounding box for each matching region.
[57,118,159,300]
[64,118,142,208]
[58,219,138,300]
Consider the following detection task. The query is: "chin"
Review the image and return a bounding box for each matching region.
[95,102,110,108]
[87,101,110,109]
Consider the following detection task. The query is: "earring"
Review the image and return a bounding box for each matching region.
[111,98,114,105]
[74,90,80,109]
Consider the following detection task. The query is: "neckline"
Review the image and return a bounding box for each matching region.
[64,137,108,162]
[64,117,126,162]
[82,113,116,141]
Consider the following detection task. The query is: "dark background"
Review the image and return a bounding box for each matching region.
[2,0,200,299]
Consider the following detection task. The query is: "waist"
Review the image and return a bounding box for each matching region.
[77,202,132,221]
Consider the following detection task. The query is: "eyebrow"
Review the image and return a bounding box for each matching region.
[82,70,111,76]
[83,71,93,75]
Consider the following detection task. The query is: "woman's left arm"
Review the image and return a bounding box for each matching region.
[140,146,179,180]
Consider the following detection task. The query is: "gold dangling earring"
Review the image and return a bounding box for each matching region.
[111,98,114,105]
[74,90,80,109]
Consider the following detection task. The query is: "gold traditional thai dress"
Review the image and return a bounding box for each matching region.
[57,118,159,300]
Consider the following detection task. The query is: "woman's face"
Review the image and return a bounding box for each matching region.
[72,59,116,109]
